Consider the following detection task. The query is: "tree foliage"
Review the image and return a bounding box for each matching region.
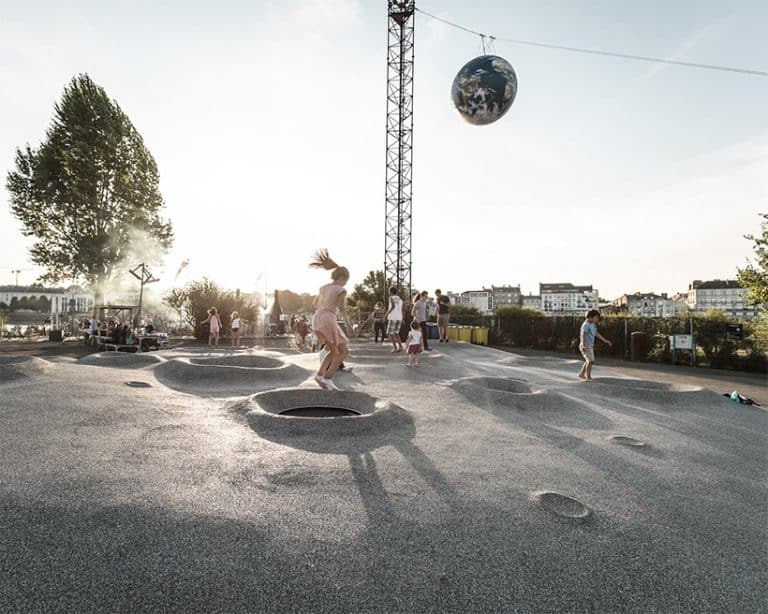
[348,270,388,311]
[736,212,768,306]
[448,304,485,326]
[169,279,260,339]
[5,74,173,294]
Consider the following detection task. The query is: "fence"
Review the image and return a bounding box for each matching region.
[491,312,767,373]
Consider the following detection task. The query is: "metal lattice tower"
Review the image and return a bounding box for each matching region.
[384,0,415,300]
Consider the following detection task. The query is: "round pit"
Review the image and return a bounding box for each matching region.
[278,407,362,418]
[455,376,537,394]
[230,388,415,452]
[609,435,645,447]
[532,491,592,521]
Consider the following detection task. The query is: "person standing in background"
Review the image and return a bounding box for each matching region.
[385,286,404,353]
[412,290,431,352]
[435,289,450,342]
[230,311,241,348]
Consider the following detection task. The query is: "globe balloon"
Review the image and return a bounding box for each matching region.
[451,55,517,125]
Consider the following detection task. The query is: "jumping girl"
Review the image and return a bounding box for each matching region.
[309,249,355,390]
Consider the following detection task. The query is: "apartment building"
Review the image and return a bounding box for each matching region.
[686,280,761,319]
[0,285,94,314]
[521,294,542,311]
[540,283,598,316]
[459,290,494,315]
[488,285,521,309]
[612,292,676,318]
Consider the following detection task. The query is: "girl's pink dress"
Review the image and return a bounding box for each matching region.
[312,283,349,345]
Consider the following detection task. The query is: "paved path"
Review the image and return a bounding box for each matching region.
[1,340,766,612]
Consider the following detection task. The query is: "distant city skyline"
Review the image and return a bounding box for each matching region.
[1,0,765,299]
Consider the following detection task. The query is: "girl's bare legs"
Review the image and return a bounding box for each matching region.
[389,333,402,352]
[208,332,214,347]
[324,343,348,380]
[317,352,334,377]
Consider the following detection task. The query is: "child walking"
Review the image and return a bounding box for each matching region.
[578,309,612,381]
[405,320,423,367]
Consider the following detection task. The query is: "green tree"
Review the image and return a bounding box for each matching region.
[737,212,767,305]
[163,287,189,331]
[184,278,259,339]
[348,270,387,311]
[449,304,485,326]
[6,74,173,298]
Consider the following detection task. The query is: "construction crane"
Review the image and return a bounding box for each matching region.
[384,0,415,301]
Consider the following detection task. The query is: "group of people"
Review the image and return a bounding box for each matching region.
[198,251,611,390]
[307,250,458,389]
[201,307,241,348]
[372,287,451,355]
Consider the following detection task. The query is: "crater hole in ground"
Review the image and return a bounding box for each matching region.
[609,435,645,447]
[459,376,536,394]
[533,491,592,521]
[126,381,152,388]
[278,407,362,418]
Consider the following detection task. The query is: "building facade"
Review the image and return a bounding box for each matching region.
[521,294,541,311]
[488,285,521,310]
[0,285,94,314]
[612,292,675,318]
[671,293,690,316]
[686,280,761,319]
[540,283,598,316]
[458,290,494,315]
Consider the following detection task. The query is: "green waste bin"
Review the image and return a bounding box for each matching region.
[49,329,62,342]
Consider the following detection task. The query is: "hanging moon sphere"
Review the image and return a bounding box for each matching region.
[451,55,518,125]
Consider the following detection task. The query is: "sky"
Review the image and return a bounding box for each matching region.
[1,0,766,301]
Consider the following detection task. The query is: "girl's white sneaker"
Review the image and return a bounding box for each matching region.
[322,378,340,391]
[314,375,328,389]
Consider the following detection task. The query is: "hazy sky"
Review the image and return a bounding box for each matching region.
[1,0,766,300]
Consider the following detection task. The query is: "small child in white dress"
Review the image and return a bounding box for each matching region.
[405,320,423,367]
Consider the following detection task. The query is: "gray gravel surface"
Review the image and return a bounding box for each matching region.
[1,342,766,613]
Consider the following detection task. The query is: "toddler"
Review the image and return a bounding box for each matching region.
[405,320,423,367]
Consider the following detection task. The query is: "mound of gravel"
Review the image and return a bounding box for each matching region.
[0,355,53,384]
